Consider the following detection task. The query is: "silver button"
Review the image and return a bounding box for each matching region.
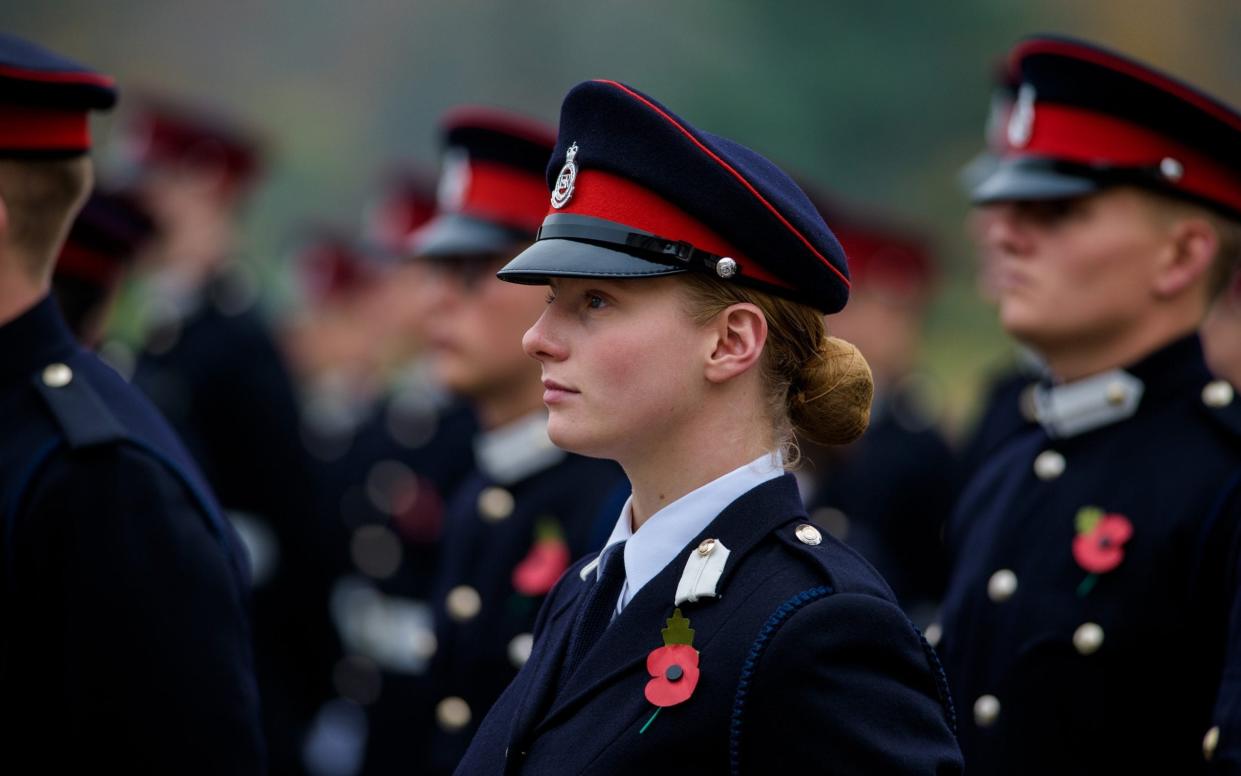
[696,538,717,556]
[795,524,822,546]
[436,696,472,731]
[715,257,738,278]
[1033,450,1066,480]
[987,569,1018,603]
[445,585,482,622]
[1204,725,1220,761]
[41,362,73,388]
[974,694,1001,727]
[1203,380,1235,409]
[477,487,515,522]
[924,622,943,648]
[1105,381,1127,406]
[508,633,534,668]
[1072,622,1104,655]
[1159,156,1184,182]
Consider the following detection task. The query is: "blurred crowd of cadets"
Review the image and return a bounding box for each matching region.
[51,90,1241,776]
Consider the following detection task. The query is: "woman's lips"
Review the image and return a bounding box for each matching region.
[542,378,579,404]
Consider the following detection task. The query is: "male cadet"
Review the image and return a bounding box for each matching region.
[358,108,626,776]
[938,35,1241,774]
[798,194,955,625]
[0,35,263,771]
[119,97,334,773]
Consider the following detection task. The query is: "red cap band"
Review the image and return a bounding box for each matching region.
[456,159,549,233]
[56,242,124,286]
[1009,101,1241,215]
[0,104,90,152]
[546,168,793,290]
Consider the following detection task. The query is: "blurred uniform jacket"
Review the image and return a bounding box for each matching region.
[939,335,1241,773]
[363,412,626,776]
[0,295,264,772]
[456,473,962,775]
[802,380,955,622]
[131,271,336,773]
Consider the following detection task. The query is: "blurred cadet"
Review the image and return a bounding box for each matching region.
[0,34,263,771]
[356,107,626,776]
[460,79,963,774]
[938,35,1241,774]
[797,193,954,624]
[1203,267,1241,387]
[51,187,155,347]
[119,96,334,774]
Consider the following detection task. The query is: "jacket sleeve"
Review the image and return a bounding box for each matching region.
[736,591,962,775]
[17,443,266,774]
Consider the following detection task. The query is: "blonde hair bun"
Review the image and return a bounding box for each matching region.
[790,335,873,446]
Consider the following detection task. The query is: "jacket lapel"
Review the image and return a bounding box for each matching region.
[534,474,806,734]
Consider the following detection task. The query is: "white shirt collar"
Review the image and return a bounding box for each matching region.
[473,409,565,485]
[600,452,784,611]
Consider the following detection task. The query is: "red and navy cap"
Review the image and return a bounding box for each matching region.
[288,226,380,305]
[54,188,155,288]
[362,165,437,258]
[807,190,935,299]
[497,80,851,313]
[974,35,1241,221]
[119,96,263,186]
[0,33,117,157]
[410,107,557,258]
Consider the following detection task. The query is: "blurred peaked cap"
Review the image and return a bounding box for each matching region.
[120,94,264,185]
[363,165,438,257]
[55,188,156,288]
[497,79,851,313]
[289,225,380,304]
[0,33,117,156]
[973,34,1241,222]
[805,187,935,296]
[410,106,556,257]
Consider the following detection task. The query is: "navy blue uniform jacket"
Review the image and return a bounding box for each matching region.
[0,296,263,772]
[456,473,963,775]
[940,335,1241,774]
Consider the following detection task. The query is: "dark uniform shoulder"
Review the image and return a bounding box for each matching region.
[31,359,128,450]
[770,517,899,603]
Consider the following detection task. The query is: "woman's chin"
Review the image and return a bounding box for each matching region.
[546,416,611,460]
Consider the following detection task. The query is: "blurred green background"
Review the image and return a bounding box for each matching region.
[5,0,1239,434]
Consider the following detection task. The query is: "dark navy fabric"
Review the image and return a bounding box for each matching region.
[457,474,963,775]
[365,453,625,776]
[954,361,1041,493]
[0,32,116,111]
[0,295,263,772]
[131,278,336,775]
[523,80,850,313]
[939,335,1241,774]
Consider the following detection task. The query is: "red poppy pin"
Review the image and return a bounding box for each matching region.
[512,518,571,597]
[1072,506,1133,596]
[639,608,701,734]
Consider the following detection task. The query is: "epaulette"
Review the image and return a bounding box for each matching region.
[31,361,128,449]
[1199,379,1241,444]
[771,518,895,601]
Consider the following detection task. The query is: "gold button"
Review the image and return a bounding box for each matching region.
[41,362,73,388]
[436,696,472,731]
[1203,380,1235,409]
[811,506,850,541]
[1072,622,1104,655]
[508,633,534,668]
[1105,381,1127,406]
[1033,450,1066,480]
[974,694,1001,727]
[795,524,822,546]
[445,585,481,622]
[1204,725,1220,761]
[477,487,515,522]
[697,538,716,556]
[987,569,1018,603]
[924,622,943,648]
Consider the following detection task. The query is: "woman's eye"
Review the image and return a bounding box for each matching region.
[586,294,606,309]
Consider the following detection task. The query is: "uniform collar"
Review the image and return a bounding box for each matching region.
[1033,333,1208,439]
[472,409,564,485]
[0,294,78,382]
[599,452,784,610]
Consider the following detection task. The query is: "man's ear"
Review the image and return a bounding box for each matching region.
[703,302,767,384]
[1154,216,1218,299]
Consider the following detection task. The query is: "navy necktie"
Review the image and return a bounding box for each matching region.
[559,541,627,688]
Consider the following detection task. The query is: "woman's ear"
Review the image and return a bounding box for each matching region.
[1153,216,1218,299]
[703,302,767,384]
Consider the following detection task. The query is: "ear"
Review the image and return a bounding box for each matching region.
[703,302,767,384]
[1153,216,1218,299]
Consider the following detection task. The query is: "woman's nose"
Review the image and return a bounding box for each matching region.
[522,306,566,362]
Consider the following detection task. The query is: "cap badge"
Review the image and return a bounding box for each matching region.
[551,142,579,209]
[1007,83,1036,149]
[438,149,471,211]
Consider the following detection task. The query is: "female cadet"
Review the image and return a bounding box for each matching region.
[454,80,963,775]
